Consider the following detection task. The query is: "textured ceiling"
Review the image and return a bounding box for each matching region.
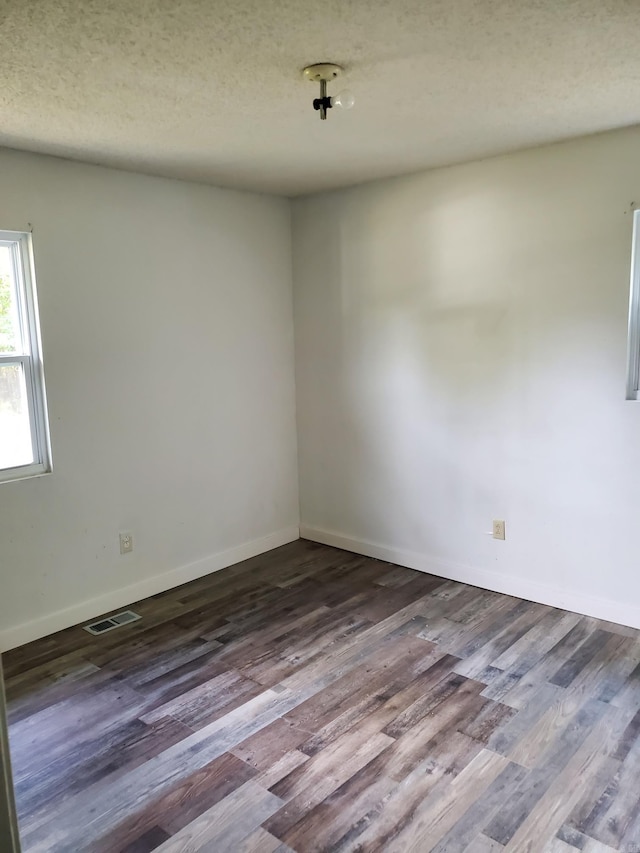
[1,0,640,195]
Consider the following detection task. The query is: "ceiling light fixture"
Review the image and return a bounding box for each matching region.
[303,63,355,121]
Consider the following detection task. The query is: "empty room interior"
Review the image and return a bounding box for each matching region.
[3,1,640,851]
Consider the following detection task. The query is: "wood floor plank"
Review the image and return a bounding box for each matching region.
[273,758,397,852]
[487,681,563,756]
[449,599,537,659]
[241,611,375,686]
[545,839,581,853]
[429,760,528,853]
[77,752,256,852]
[236,827,289,852]
[506,687,596,769]
[453,602,552,680]
[611,706,640,762]
[18,687,302,849]
[582,840,620,853]
[556,823,594,849]
[483,698,609,846]
[282,634,437,732]
[3,539,639,853]
[503,620,606,711]
[457,697,518,745]
[445,587,506,625]
[119,826,171,853]
[140,669,263,729]
[490,610,581,676]
[381,688,486,782]
[569,634,640,705]
[300,651,457,755]
[154,780,283,853]
[253,749,309,789]
[610,658,640,711]
[575,723,640,849]
[231,717,313,771]
[264,736,394,841]
[14,714,193,819]
[386,748,510,852]
[464,836,506,852]
[478,666,523,704]
[266,727,394,830]
[331,731,482,851]
[619,809,640,853]
[160,753,259,836]
[501,704,630,851]
[420,595,517,652]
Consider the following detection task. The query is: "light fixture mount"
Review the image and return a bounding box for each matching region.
[302,63,354,121]
[302,63,344,84]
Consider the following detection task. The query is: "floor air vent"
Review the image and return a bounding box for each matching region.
[83,610,141,635]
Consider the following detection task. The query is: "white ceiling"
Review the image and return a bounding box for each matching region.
[2,0,640,196]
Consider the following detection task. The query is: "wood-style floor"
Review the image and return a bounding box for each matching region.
[4,541,640,853]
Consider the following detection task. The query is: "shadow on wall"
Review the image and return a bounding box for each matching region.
[318,166,633,576]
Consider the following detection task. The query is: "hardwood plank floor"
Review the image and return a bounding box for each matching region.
[3,540,640,852]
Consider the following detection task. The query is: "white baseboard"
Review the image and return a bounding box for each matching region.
[0,526,300,652]
[300,525,640,631]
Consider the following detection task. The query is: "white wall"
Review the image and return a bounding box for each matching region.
[294,126,640,629]
[0,149,299,650]
[4,125,640,649]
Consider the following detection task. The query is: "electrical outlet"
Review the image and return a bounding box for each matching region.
[492,520,506,540]
[119,532,133,554]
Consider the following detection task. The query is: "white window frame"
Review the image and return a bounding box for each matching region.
[0,230,52,483]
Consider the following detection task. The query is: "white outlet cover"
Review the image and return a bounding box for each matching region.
[492,520,506,540]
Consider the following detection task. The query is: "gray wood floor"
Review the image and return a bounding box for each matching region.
[3,540,640,852]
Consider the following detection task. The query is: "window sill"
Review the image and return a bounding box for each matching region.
[0,463,52,485]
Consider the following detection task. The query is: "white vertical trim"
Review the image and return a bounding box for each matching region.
[626,209,640,400]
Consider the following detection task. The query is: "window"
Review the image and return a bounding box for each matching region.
[0,230,51,482]
[627,210,640,400]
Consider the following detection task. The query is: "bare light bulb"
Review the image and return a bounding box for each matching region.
[330,89,355,110]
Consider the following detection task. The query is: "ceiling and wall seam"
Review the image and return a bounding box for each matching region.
[1,0,639,196]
